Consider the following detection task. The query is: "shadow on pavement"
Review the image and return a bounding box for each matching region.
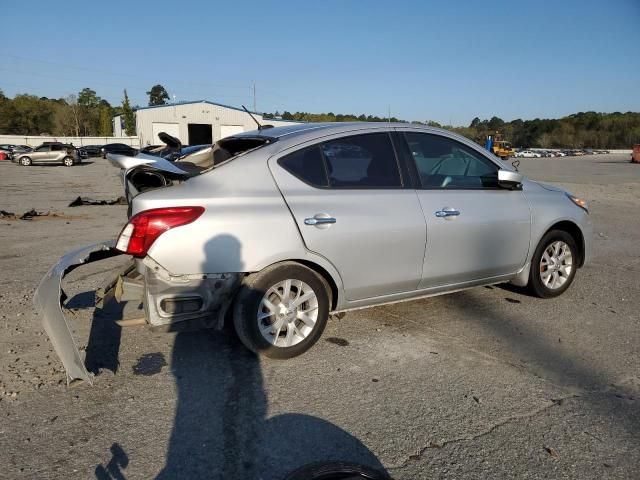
[94,234,389,479]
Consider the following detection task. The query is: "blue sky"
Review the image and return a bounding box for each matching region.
[1,0,638,126]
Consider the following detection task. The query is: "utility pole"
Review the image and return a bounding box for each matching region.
[253,82,256,113]
[388,104,391,123]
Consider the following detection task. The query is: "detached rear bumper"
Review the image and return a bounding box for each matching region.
[33,241,122,385]
[34,242,243,385]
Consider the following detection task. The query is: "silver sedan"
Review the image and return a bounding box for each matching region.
[36,123,591,383]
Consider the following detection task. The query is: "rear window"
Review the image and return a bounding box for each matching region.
[175,136,276,176]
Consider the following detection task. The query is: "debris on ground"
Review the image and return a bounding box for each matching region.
[544,446,559,458]
[1,209,53,220]
[20,209,50,220]
[68,196,127,207]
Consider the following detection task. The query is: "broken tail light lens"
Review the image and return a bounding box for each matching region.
[116,206,205,257]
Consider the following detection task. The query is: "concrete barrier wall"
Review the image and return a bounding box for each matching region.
[0,135,140,148]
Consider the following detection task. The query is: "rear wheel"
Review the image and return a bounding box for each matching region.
[63,156,74,167]
[528,230,578,298]
[20,156,32,166]
[233,262,330,359]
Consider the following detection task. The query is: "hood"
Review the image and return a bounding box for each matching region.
[530,180,567,193]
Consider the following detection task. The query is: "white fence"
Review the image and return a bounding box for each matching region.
[0,135,140,148]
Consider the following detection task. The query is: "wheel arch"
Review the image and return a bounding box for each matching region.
[543,220,585,267]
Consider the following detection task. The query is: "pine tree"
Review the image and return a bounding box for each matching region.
[122,90,136,136]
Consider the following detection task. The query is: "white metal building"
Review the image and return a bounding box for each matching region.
[113,100,301,146]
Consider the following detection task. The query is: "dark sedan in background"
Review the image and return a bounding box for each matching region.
[101,143,137,158]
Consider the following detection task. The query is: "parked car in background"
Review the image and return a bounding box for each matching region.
[76,147,89,160]
[81,145,103,157]
[14,142,79,166]
[0,144,17,155]
[0,151,9,161]
[515,150,542,158]
[36,123,592,383]
[101,143,137,158]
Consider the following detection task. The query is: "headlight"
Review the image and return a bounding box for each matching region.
[566,193,588,212]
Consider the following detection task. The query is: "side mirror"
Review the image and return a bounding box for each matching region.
[498,169,524,189]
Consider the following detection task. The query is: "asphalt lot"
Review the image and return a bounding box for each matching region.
[0,154,638,479]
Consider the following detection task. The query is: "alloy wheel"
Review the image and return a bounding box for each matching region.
[257,279,319,347]
[539,240,573,289]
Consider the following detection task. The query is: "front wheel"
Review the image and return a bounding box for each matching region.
[233,262,330,359]
[63,157,74,167]
[20,156,32,166]
[528,230,578,298]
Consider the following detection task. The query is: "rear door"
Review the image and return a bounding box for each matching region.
[397,130,531,288]
[48,144,65,162]
[270,131,426,301]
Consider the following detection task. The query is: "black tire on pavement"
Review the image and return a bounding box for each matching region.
[233,262,330,359]
[528,229,578,298]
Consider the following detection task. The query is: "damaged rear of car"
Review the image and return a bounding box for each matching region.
[34,132,283,383]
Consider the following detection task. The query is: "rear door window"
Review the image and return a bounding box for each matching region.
[51,145,63,151]
[321,133,402,188]
[278,146,328,187]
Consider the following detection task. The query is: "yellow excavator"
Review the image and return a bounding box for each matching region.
[485,132,515,160]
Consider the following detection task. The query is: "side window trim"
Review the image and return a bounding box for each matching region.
[399,131,502,191]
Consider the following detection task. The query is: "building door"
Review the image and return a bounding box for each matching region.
[220,125,244,139]
[152,122,180,144]
[187,124,213,145]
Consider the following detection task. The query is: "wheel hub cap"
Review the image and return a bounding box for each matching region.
[258,279,319,347]
[539,240,573,290]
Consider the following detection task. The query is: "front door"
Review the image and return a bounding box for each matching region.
[270,131,426,301]
[30,145,50,163]
[398,130,531,288]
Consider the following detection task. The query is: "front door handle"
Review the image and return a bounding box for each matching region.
[435,208,460,219]
[304,215,336,226]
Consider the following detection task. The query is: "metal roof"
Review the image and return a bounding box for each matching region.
[134,100,260,115]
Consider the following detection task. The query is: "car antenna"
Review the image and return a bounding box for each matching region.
[242,105,265,130]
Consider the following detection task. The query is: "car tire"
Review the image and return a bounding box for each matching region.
[63,157,74,167]
[528,230,578,298]
[284,462,390,480]
[20,156,32,166]
[233,262,330,359]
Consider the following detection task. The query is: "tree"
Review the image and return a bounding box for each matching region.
[77,88,101,109]
[98,103,113,136]
[146,84,170,106]
[122,90,136,136]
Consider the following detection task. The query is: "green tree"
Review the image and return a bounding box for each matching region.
[98,103,113,136]
[122,90,136,136]
[146,84,170,106]
[77,88,101,108]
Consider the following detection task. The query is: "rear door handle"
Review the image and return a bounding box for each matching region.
[435,208,460,218]
[304,215,336,226]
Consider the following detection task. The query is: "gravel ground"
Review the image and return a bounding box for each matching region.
[0,154,638,479]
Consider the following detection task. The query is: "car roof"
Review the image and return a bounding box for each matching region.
[231,122,479,153]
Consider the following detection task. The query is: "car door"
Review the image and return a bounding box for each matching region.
[270,131,426,301]
[48,144,65,162]
[30,145,50,163]
[397,130,531,288]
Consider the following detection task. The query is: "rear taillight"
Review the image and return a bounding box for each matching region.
[116,206,204,257]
